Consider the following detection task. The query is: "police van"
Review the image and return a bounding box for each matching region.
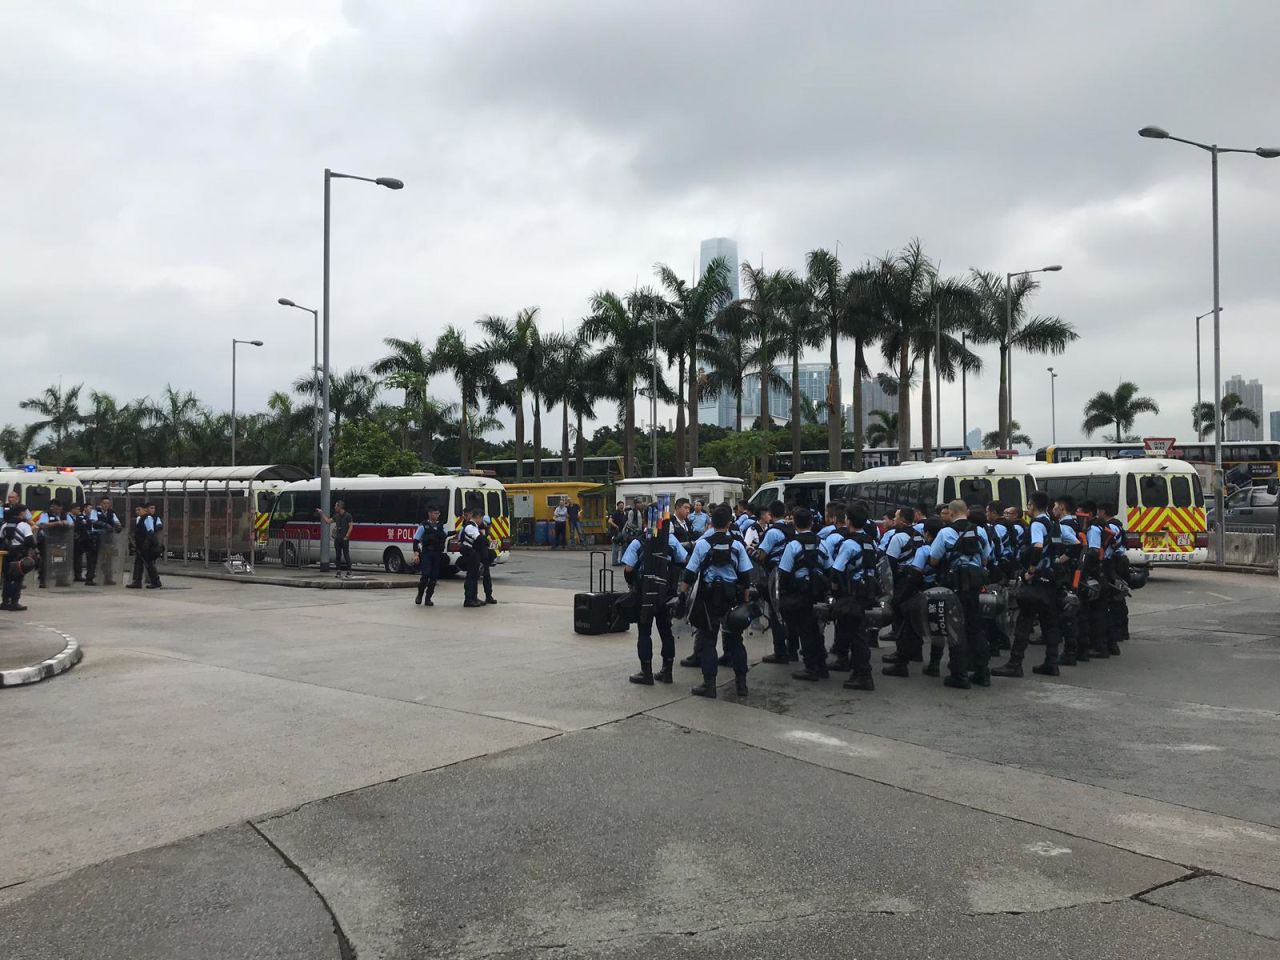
[0,466,85,521]
[746,471,861,515]
[834,456,1035,519]
[266,473,511,574]
[1028,458,1207,565]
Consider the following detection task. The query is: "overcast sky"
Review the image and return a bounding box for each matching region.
[4,0,1278,455]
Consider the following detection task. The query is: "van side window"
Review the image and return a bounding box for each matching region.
[997,477,1022,508]
[1170,475,1192,508]
[957,478,991,507]
[1138,474,1169,507]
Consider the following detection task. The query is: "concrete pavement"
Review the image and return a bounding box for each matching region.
[1,557,1277,958]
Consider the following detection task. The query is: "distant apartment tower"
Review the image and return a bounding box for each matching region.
[966,427,982,451]
[696,238,742,429]
[858,378,895,438]
[1270,411,1280,442]
[700,362,833,429]
[1223,375,1264,441]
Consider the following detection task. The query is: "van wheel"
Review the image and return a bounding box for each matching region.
[383,547,407,574]
[280,541,298,567]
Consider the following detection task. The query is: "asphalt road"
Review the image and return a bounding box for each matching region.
[1,554,1277,958]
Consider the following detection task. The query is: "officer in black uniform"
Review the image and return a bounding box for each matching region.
[754,500,797,664]
[413,504,448,606]
[1,505,36,610]
[678,505,754,698]
[777,507,833,682]
[625,521,689,685]
[69,503,89,582]
[458,507,495,607]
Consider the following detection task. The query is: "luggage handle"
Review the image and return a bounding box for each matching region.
[589,550,614,593]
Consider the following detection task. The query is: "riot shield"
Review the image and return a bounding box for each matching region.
[41,526,74,587]
[98,529,122,586]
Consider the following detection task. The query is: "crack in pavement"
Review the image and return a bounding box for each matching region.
[248,821,356,960]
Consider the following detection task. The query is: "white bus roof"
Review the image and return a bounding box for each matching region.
[850,459,1033,483]
[786,471,861,483]
[616,475,744,486]
[279,475,507,491]
[1028,458,1197,477]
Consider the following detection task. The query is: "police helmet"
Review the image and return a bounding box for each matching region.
[724,602,754,634]
[1126,565,1150,590]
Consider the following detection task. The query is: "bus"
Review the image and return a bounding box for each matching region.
[266,474,511,575]
[1028,458,1207,565]
[475,455,625,484]
[835,457,1035,521]
[1036,442,1280,487]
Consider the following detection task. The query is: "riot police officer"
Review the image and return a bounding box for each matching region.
[127,502,163,589]
[830,503,878,690]
[778,507,832,682]
[624,521,689,685]
[929,501,992,688]
[84,496,121,586]
[993,491,1072,677]
[0,505,36,610]
[882,516,941,677]
[35,498,72,588]
[754,500,797,665]
[69,503,89,582]
[1098,502,1128,653]
[458,507,495,607]
[1077,500,1108,659]
[678,505,754,698]
[1053,496,1086,664]
[412,504,448,606]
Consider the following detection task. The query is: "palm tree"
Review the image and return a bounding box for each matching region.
[580,289,664,476]
[20,383,84,462]
[776,274,826,468]
[371,336,432,455]
[654,257,733,470]
[425,327,498,469]
[970,269,1078,448]
[913,274,982,459]
[294,367,378,469]
[983,421,1031,449]
[1192,392,1261,437]
[699,301,754,434]
[806,248,848,468]
[865,409,899,448]
[0,423,41,466]
[144,385,202,465]
[1082,382,1160,443]
[739,263,794,476]
[480,308,555,480]
[543,333,597,479]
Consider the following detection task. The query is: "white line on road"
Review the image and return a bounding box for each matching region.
[1206,592,1234,601]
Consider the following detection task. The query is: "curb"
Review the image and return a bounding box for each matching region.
[0,625,83,688]
[164,569,417,589]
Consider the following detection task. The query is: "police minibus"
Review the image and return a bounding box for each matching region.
[835,456,1035,520]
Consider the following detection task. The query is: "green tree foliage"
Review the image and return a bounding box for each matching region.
[1082,382,1160,443]
[334,422,422,477]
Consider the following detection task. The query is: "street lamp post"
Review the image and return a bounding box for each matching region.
[961,332,968,449]
[1192,307,1221,442]
[231,338,264,467]
[278,298,320,477]
[1047,367,1059,445]
[1139,126,1278,562]
[319,168,403,571]
[1003,264,1062,448]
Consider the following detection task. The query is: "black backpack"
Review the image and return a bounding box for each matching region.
[950,520,984,559]
[793,531,826,598]
[704,531,739,577]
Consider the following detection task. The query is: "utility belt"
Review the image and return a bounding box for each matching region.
[944,564,987,592]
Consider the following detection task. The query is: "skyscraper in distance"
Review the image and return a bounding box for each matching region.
[697,237,741,429]
[1269,411,1280,442]
[1223,375,1264,441]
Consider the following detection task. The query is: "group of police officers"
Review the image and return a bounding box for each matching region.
[619,490,1138,698]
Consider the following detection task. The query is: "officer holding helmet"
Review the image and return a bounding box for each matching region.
[624,520,688,686]
[678,505,754,699]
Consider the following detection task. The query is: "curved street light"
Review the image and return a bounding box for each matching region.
[231,338,264,467]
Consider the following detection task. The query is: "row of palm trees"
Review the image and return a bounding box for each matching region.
[428,240,1080,478]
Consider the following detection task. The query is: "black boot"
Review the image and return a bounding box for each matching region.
[943,674,972,690]
[792,668,822,682]
[969,668,991,687]
[829,655,851,672]
[991,661,1024,678]
[1107,641,1121,656]
[882,661,910,678]
[415,582,426,605]
[629,661,655,685]
[922,649,942,678]
[761,653,791,664]
[843,673,875,691]
[691,676,717,698]
[1032,663,1060,676]
[654,659,674,684]
[680,654,701,668]
[735,675,749,697]
[424,581,436,606]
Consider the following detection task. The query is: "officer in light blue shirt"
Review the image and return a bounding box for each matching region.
[679,505,754,698]
[777,506,833,682]
[821,504,848,557]
[751,501,795,664]
[624,525,689,686]
[928,501,995,688]
[688,501,709,535]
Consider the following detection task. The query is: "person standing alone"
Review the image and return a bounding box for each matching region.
[318,501,353,577]
[552,498,568,549]
[413,504,447,606]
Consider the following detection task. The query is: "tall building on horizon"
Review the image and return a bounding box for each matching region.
[1270,411,1280,442]
[966,427,982,450]
[698,237,740,299]
[1223,374,1264,441]
[700,362,832,429]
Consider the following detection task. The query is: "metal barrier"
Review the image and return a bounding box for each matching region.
[274,526,321,568]
[1214,524,1279,569]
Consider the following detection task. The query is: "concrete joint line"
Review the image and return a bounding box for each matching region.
[248,821,356,960]
[0,623,82,687]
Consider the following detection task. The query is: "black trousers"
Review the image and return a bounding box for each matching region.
[834,604,871,677]
[637,608,676,664]
[132,550,161,587]
[2,569,24,605]
[73,540,86,580]
[334,538,351,570]
[418,551,442,596]
[1009,581,1060,666]
[463,555,493,601]
[783,600,824,672]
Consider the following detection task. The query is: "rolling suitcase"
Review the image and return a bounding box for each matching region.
[574,551,631,635]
